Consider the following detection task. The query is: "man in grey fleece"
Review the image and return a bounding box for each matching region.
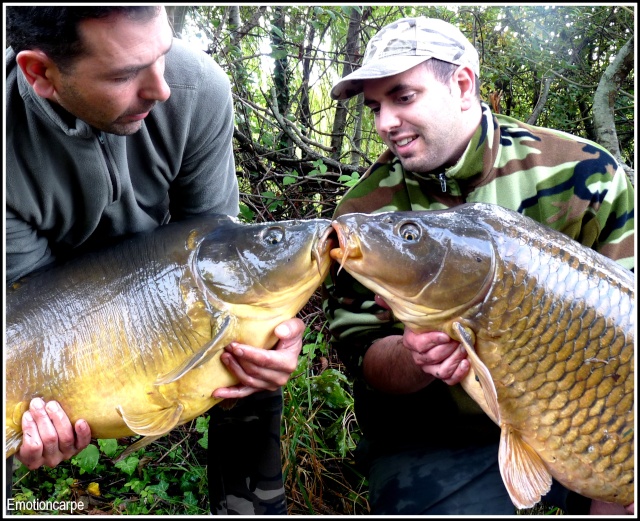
[6,6,298,515]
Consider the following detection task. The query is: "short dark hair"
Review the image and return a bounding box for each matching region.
[6,6,160,71]
[424,58,481,99]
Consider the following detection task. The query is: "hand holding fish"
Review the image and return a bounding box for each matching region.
[374,295,469,386]
[213,318,305,399]
[15,398,91,470]
[402,329,469,386]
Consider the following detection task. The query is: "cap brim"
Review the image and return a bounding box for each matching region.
[330,55,432,100]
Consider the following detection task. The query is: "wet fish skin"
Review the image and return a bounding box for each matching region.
[330,203,634,509]
[6,214,334,458]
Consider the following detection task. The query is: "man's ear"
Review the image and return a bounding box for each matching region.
[15,50,59,99]
[454,66,477,111]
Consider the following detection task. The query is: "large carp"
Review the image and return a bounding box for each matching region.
[6,215,334,459]
[330,203,634,509]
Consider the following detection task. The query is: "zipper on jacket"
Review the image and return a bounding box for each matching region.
[438,172,447,192]
[97,132,118,203]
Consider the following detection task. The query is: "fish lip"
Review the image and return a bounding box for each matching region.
[329,221,360,274]
[317,223,338,252]
[313,224,337,275]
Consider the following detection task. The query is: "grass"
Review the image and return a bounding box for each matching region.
[281,307,369,515]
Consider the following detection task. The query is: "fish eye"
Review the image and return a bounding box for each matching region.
[399,222,421,242]
[261,226,284,245]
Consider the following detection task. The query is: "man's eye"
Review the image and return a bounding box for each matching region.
[113,72,137,83]
[397,93,415,104]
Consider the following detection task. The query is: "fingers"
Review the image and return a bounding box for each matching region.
[17,398,90,470]
[275,317,305,345]
[403,329,456,362]
[440,354,470,386]
[213,318,305,399]
[403,329,471,386]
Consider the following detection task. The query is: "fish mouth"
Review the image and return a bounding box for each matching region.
[329,222,361,274]
[314,224,338,276]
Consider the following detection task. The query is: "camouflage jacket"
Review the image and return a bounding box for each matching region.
[323,102,635,445]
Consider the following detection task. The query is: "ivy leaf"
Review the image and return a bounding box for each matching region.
[98,439,119,458]
[72,444,100,473]
[115,456,139,476]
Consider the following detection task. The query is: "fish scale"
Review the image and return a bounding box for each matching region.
[330,202,633,509]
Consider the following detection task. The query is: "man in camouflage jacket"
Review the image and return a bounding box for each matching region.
[324,16,634,515]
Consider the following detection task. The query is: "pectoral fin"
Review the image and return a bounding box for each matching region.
[116,402,184,436]
[6,401,29,458]
[155,313,234,385]
[114,434,165,462]
[499,424,552,509]
[453,322,501,423]
[6,429,22,459]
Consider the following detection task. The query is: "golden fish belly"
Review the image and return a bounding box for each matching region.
[5,298,227,454]
[466,235,634,505]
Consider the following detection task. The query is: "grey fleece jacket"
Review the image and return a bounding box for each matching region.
[6,38,240,283]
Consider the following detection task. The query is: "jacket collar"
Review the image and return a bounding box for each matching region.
[17,65,94,138]
[386,102,500,196]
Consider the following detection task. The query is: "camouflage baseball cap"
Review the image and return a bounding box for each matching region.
[331,16,480,100]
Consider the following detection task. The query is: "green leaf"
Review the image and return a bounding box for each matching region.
[115,456,139,476]
[72,444,100,473]
[183,491,198,507]
[271,49,288,60]
[238,203,254,222]
[146,479,170,500]
[195,415,209,433]
[338,172,360,187]
[98,438,119,458]
[270,25,284,39]
[311,369,350,408]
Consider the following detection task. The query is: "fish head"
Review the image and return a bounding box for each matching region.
[194,218,335,315]
[330,210,496,328]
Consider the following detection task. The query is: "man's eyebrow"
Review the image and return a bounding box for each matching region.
[364,83,411,107]
[105,40,173,76]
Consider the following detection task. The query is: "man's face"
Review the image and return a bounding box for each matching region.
[49,7,173,135]
[363,62,468,174]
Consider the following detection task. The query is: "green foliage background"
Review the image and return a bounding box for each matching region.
[173,4,634,223]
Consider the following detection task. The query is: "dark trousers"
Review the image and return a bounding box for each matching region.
[360,439,590,515]
[207,389,287,515]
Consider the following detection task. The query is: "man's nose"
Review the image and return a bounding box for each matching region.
[139,60,171,102]
[376,105,401,134]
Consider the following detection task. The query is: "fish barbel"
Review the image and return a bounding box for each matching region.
[330,203,634,509]
[6,214,334,458]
